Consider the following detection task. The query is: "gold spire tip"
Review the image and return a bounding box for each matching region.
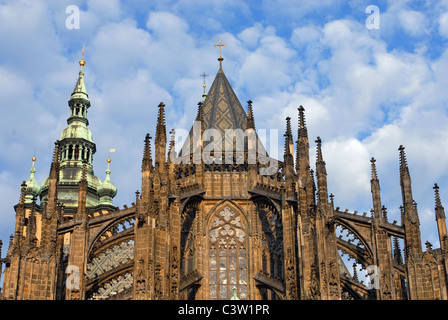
[79,44,86,67]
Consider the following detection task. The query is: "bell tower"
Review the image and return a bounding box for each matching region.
[39,46,110,215]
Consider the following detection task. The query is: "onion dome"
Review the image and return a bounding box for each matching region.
[24,157,41,203]
[97,158,117,206]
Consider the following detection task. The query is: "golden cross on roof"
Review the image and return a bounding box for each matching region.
[214,39,226,59]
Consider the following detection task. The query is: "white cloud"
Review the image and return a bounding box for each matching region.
[238,23,265,49]
[291,25,321,46]
[90,20,152,79]
[0,1,447,251]
[260,0,344,23]
[236,26,297,97]
[87,0,122,20]
[398,10,428,36]
[0,171,20,238]
[439,12,448,38]
[323,138,371,211]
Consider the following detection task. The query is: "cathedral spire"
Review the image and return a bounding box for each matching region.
[399,145,415,213]
[70,45,89,103]
[370,157,378,180]
[315,137,328,206]
[141,133,154,207]
[155,102,167,169]
[298,105,308,139]
[296,106,310,181]
[315,137,325,168]
[46,141,60,209]
[155,102,166,143]
[434,183,444,216]
[283,117,294,179]
[12,181,27,249]
[398,145,422,257]
[370,157,383,221]
[49,141,60,181]
[41,140,60,247]
[434,183,447,252]
[39,45,104,216]
[399,145,409,181]
[62,44,95,167]
[142,133,154,172]
[284,117,294,158]
[247,100,255,130]
[66,44,91,135]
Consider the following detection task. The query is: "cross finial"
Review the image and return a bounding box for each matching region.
[200,72,209,95]
[200,72,209,81]
[214,39,227,59]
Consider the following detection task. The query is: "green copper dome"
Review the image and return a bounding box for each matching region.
[24,157,41,203]
[97,159,117,206]
[39,52,113,212]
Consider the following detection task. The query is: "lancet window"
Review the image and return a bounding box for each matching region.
[208,206,248,300]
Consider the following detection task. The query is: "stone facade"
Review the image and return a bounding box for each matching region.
[1,55,447,300]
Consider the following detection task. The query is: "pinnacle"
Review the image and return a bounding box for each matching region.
[155,102,167,142]
[315,136,323,162]
[247,100,255,130]
[298,106,308,138]
[434,183,444,210]
[142,133,153,171]
[370,157,378,180]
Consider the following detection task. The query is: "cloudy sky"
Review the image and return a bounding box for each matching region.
[0,0,448,255]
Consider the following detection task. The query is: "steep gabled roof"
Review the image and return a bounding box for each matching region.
[179,64,272,160]
[202,67,248,134]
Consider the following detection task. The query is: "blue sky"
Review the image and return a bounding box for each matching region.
[1,0,448,259]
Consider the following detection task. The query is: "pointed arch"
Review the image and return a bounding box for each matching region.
[84,209,136,300]
[252,195,285,299]
[206,202,248,300]
[204,200,248,230]
[334,220,374,268]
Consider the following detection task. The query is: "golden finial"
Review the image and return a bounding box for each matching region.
[200,72,208,95]
[79,44,86,68]
[107,148,115,165]
[214,39,226,60]
[32,156,36,162]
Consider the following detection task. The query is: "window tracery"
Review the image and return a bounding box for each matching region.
[258,203,284,280]
[208,206,248,300]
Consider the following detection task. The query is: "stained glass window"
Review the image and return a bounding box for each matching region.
[208,206,247,300]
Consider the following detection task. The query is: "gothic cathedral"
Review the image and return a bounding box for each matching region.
[1,47,448,300]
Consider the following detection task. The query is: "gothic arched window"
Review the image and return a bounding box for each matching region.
[256,200,284,300]
[208,206,248,300]
[180,207,196,277]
